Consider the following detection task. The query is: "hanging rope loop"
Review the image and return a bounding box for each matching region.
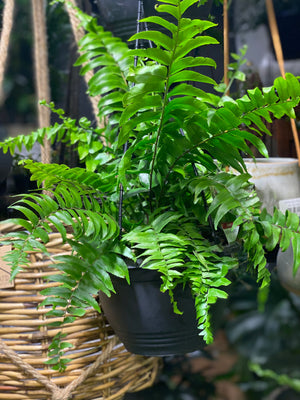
[265,0,300,165]
[0,335,119,400]
[0,0,15,105]
[31,0,52,164]
[64,0,103,129]
[223,0,229,95]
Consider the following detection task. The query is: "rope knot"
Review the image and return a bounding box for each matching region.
[52,387,73,400]
[52,389,63,400]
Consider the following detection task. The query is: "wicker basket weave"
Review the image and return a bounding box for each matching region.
[0,223,160,400]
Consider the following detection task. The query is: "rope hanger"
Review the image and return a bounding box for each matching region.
[0,0,104,168]
[0,335,119,400]
[223,0,229,94]
[33,0,106,163]
[31,0,52,164]
[0,0,14,106]
[65,0,103,129]
[0,2,162,399]
[265,0,300,165]
[0,2,120,399]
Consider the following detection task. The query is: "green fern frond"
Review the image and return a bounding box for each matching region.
[173,219,235,342]
[170,75,300,173]
[39,238,133,318]
[0,104,109,172]
[124,213,235,342]
[257,208,300,277]
[187,172,273,286]
[115,0,220,191]
[73,9,133,138]
[189,172,260,226]
[22,160,118,194]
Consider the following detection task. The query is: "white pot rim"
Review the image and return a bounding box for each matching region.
[243,157,299,165]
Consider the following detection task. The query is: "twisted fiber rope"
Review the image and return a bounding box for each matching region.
[0,0,15,105]
[0,335,119,400]
[31,0,51,165]
[223,0,229,95]
[65,0,103,130]
[265,0,300,165]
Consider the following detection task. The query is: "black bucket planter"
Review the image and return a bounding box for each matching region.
[98,267,204,356]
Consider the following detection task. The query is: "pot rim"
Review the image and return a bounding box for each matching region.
[243,157,299,165]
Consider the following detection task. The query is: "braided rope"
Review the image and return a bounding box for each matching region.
[0,3,158,398]
[64,0,103,129]
[0,336,58,393]
[265,0,300,165]
[0,335,119,400]
[223,0,229,95]
[31,0,51,164]
[53,337,119,400]
[0,0,15,105]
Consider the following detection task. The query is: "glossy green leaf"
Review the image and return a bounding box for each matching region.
[141,16,177,35]
[169,70,216,87]
[174,36,219,59]
[155,4,180,20]
[129,48,171,65]
[129,31,173,51]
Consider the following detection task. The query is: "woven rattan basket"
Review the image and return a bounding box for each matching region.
[0,222,160,400]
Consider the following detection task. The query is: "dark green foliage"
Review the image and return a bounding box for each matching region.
[1,0,300,367]
[44,332,73,371]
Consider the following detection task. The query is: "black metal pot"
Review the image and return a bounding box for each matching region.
[98,267,205,356]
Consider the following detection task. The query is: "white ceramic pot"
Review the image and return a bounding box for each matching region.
[243,158,300,213]
[276,244,300,295]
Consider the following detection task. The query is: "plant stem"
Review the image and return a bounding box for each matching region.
[149,4,183,211]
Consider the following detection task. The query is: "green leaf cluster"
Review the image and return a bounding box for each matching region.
[44,332,73,372]
[124,213,235,343]
[249,362,300,393]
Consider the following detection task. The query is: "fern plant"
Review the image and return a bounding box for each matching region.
[1,0,300,357]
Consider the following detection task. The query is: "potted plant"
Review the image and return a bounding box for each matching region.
[1,0,300,360]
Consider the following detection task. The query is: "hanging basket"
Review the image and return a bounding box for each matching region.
[0,223,160,400]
